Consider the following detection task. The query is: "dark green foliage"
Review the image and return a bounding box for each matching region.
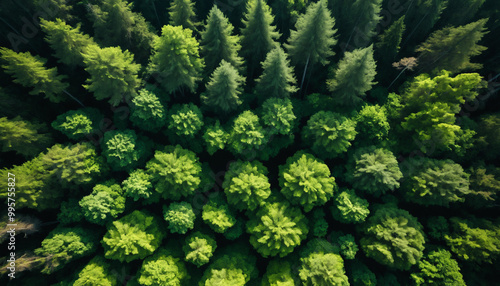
[122,169,158,203]
[137,248,190,285]
[360,204,425,270]
[0,48,68,103]
[0,116,53,157]
[426,216,450,241]
[227,110,267,156]
[411,248,466,286]
[404,0,447,44]
[183,231,217,267]
[349,261,377,286]
[261,259,295,286]
[330,232,359,260]
[202,60,245,112]
[102,210,165,262]
[102,130,147,171]
[73,256,117,286]
[476,113,500,160]
[312,208,328,237]
[163,201,196,234]
[247,201,309,257]
[58,199,84,225]
[261,97,296,135]
[467,164,500,208]
[279,151,336,212]
[355,104,390,143]
[302,111,357,159]
[167,103,204,138]
[375,16,405,65]
[255,47,298,99]
[168,0,200,32]
[129,89,166,132]
[200,246,258,285]
[331,188,370,224]
[51,108,103,140]
[299,252,349,285]
[202,120,229,155]
[79,181,126,225]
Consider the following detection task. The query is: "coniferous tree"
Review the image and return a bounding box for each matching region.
[148,25,204,94]
[0,48,68,103]
[403,0,448,46]
[0,116,53,157]
[255,47,298,99]
[327,45,377,107]
[343,0,383,48]
[168,0,199,32]
[200,5,244,75]
[240,0,280,77]
[375,16,405,66]
[285,0,337,90]
[440,0,485,26]
[416,18,489,73]
[202,60,245,112]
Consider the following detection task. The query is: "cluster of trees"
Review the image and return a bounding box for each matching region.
[0,0,499,285]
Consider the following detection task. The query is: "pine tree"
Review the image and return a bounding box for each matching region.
[255,46,298,99]
[148,25,204,94]
[416,18,488,73]
[0,116,53,157]
[40,18,96,67]
[375,16,405,66]
[240,0,280,77]
[327,45,377,107]
[402,0,448,46]
[0,48,68,103]
[200,5,244,75]
[440,0,485,26]
[343,0,383,48]
[285,0,337,90]
[202,60,245,112]
[168,0,200,32]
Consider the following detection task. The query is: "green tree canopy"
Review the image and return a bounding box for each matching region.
[183,231,217,267]
[227,110,267,156]
[331,188,370,224]
[122,169,158,203]
[330,231,359,260]
[130,88,166,132]
[202,120,229,155]
[261,259,295,286]
[73,256,117,286]
[348,261,377,286]
[202,60,245,112]
[261,97,296,135]
[355,104,390,143]
[255,46,298,99]
[411,248,466,286]
[51,108,103,141]
[299,252,349,286]
[168,0,200,32]
[79,181,126,225]
[137,248,190,286]
[200,246,258,285]
[0,116,52,157]
[102,130,147,171]
[375,16,405,66]
[202,196,237,233]
[167,103,204,139]
[163,201,196,234]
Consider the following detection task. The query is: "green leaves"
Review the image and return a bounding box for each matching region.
[52,108,103,140]
[202,60,245,112]
[163,202,196,234]
[167,103,204,138]
[0,116,53,157]
[411,249,466,286]
[79,181,125,225]
[261,97,296,135]
[228,110,267,156]
[130,89,166,132]
[256,47,298,99]
[102,130,146,171]
[137,248,190,286]
[299,252,349,286]
[331,189,370,223]
[183,232,217,267]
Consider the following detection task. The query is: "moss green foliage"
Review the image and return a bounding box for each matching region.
[34,227,98,274]
[202,60,245,112]
[0,48,68,102]
[330,232,359,260]
[183,231,217,267]
[137,248,190,286]
[426,216,450,241]
[331,189,370,224]
[102,210,165,262]
[73,257,117,286]
[130,89,166,132]
[312,208,328,237]
[167,103,204,138]
[168,0,200,32]
[146,145,202,200]
[202,197,237,233]
[299,252,350,286]
[79,181,125,225]
[58,199,84,225]
[202,120,229,155]
[51,108,102,140]
[360,204,425,270]
[247,201,309,257]
[476,113,500,160]
[411,249,466,286]
[228,110,267,156]
[303,111,357,159]
[122,169,157,203]
[256,46,298,99]
[375,16,405,65]
[345,147,402,197]
[262,260,295,286]
[349,261,377,286]
[0,116,52,157]
[467,163,500,208]
[279,151,336,212]
[401,158,470,206]
[355,105,390,143]
[102,130,147,171]
[163,201,196,234]
[261,97,296,135]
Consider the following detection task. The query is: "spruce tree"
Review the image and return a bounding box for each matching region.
[440,0,485,26]
[148,25,204,94]
[416,18,488,73]
[202,60,245,112]
[255,46,298,99]
[375,16,405,66]
[200,5,244,75]
[168,0,200,32]
[40,19,96,68]
[0,48,68,103]
[240,0,280,77]
[285,0,337,90]
[343,0,383,48]
[0,116,53,157]
[327,44,377,107]
[403,0,448,46]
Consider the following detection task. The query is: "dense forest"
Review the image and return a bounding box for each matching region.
[0,0,499,285]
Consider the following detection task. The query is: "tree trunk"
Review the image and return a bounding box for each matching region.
[300,53,311,93]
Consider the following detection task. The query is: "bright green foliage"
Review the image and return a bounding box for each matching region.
[360,205,425,270]
[137,248,190,286]
[330,232,359,260]
[200,5,244,74]
[222,160,271,211]
[58,199,84,225]
[79,181,126,225]
[40,18,96,67]
[122,169,158,203]
[400,71,484,153]
[202,198,237,233]
[355,105,390,143]
[203,120,229,155]
[279,151,336,212]
[302,111,357,159]
[167,103,204,138]
[82,45,141,106]
[204,269,246,286]
[202,60,245,112]
[148,25,203,94]
[375,16,405,65]
[35,227,98,274]
[73,257,117,286]
[327,45,377,107]
[146,145,202,200]
[331,188,370,224]
[255,46,298,99]
[401,158,470,206]
[51,108,102,140]
[411,249,466,286]
[102,210,165,262]
[200,246,258,285]
[0,48,68,103]
[227,110,267,156]
[130,89,166,132]
[183,231,217,267]
[0,116,52,157]
[261,259,295,286]
[345,147,402,197]
[163,201,196,234]
[467,164,500,208]
[102,130,146,171]
[312,208,328,237]
[416,19,488,73]
[168,0,200,32]
[247,201,309,257]
[261,97,296,135]
[285,0,337,67]
[300,238,337,258]
[240,0,280,73]
[299,252,349,286]
[445,217,500,264]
